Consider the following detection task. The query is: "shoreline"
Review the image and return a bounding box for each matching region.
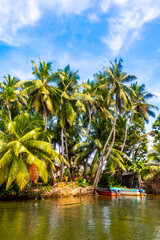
[0,183,95,201]
[1,181,160,201]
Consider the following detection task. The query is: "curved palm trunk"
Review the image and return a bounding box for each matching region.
[64,128,71,181]
[60,126,64,182]
[101,111,118,160]
[116,115,129,183]
[121,115,129,152]
[83,104,91,181]
[93,110,118,189]
[51,168,56,186]
[93,126,116,189]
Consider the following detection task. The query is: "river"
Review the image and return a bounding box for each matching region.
[0,195,160,240]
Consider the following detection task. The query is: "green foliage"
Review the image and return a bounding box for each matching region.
[0,183,21,197]
[0,58,158,196]
[0,113,67,191]
[152,114,160,142]
[76,178,88,187]
[98,174,122,188]
[40,185,52,192]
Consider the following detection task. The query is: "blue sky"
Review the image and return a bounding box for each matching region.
[0,0,160,131]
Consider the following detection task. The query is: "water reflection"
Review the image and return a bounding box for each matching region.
[0,195,160,240]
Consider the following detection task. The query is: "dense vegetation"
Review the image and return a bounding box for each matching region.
[0,58,159,192]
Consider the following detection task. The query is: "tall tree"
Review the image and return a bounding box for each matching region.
[0,75,27,120]
[152,114,160,143]
[56,65,93,181]
[56,65,80,181]
[93,59,136,188]
[79,79,96,180]
[25,60,60,131]
[130,82,157,123]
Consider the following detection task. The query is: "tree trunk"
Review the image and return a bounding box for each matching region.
[121,115,129,152]
[64,128,71,181]
[41,100,48,131]
[132,144,135,159]
[93,121,116,189]
[60,127,64,182]
[116,115,129,183]
[44,109,48,132]
[51,168,56,186]
[7,104,12,121]
[101,111,118,162]
[83,104,91,180]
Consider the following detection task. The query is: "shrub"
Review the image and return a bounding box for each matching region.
[98,174,122,188]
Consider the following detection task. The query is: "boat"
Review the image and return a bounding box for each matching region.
[110,187,145,196]
[96,187,119,196]
[96,187,145,196]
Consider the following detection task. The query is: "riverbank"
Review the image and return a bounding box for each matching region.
[0,182,95,200]
[143,173,160,194]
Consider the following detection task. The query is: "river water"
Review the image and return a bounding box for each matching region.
[0,195,160,240]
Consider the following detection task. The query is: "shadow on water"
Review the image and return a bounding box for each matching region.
[0,195,160,240]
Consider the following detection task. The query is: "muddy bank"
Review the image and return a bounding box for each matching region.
[0,182,95,200]
[42,183,94,198]
[143,173,160,194]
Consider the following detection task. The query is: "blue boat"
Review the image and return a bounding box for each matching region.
[110,187,145,196]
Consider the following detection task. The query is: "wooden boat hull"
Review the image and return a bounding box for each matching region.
[96,187,118,196]
[97,187,145,196]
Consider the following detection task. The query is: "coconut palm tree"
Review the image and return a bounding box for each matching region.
[0,75,27,120]
[93,59,136,188]
[72,117,129,180]
[78,79,96,179]
[25,60,60,131]
[0,113,67,190]
[130,82,158,123]
[56,65,79,181]
[56,65,93,181]
[148,143,160,164]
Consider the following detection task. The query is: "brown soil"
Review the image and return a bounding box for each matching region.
[29,182,94,198]
[41,183,94,198]
[0,182,95,200]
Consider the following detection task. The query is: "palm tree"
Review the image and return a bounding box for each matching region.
[130,82,158,123]
[56,65,93,181]
[125,82,158,158]
[152,114,160,143]
[0,75,27,120]
[25,60,60,131]
[78,79,96,179]
[93,59,136,188]
[0,113,67,190]
[72,117,129,180]
[56,65,82,181]
[148,143,160,164]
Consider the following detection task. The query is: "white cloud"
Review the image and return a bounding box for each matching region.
[42,0,92,15]
[0,0,92,45]
[1,0,160,54]
[0,0,41,45]
[101,0,160,54]
[100,0,111,13]
[88,13,99,23]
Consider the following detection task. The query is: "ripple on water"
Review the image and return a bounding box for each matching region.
[0,195,160,240]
